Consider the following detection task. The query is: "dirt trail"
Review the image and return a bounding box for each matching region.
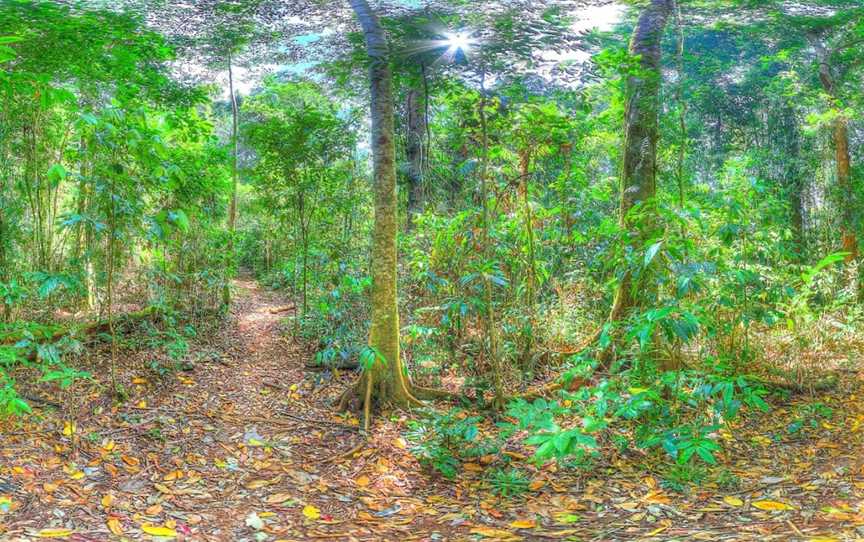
[3,279,864,541]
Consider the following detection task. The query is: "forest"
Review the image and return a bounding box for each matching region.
[0,0,863,540]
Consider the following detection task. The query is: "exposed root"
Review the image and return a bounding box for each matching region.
[411,385,461,401]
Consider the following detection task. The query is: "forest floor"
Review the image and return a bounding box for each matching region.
[2,278,864,541]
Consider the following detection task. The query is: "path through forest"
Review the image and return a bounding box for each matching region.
[2,279,864,541]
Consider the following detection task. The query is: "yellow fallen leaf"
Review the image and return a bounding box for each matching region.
[510,519,536,529]
[752,500,795,511]
[36,529,74,538]
[62,421,75,437]
[303,504,321,520]
[393,437,407,449]
[121,455,139,467]
[647,519,672,536]
[355,476,370,487]
[68,470,84,480]
[146,504,163,515]
[470,526,521,540]
[101,494,113,509]
[163,470,183,481]
[132,377,147,384]
[141,524,177,537]
[107,518,123,536]
[153,483,174,494]
[137,400,148,408]
[808,538,838,542]
[723,496,743,507]
[529,479,546,491]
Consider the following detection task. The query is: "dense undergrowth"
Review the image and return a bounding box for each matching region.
[1,0,863,495]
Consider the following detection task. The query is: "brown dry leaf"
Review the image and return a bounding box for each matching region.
[529,480,546,491]
[145,503,163,515]
[121,455,139,467]
[265,493,294,504]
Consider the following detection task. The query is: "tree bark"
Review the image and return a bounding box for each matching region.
[223,51,240,306]
[813,38,858,263]
[344,0,419,425]
[608,0,672,324]
[405,87,425,230]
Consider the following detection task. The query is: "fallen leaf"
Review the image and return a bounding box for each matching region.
[723,496,743,507]
[107,518,123,536]
[101,494,113,509]
[355,475,370,487]
[245,512,264,530]
[62,421,75,437]
[752,500,795,511]
[470,526,521,540]
[36,529,74,538]
[163,470,183,481]
[510,519,536,529]
[141,524,177,537]
[303,504,321,520]
[121,455,139,467]
[245,479,271,489]
[266,492,294,504]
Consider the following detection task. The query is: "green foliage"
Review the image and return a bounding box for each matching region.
[406,409,487,479]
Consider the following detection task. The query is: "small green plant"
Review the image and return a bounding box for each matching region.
[406,408,484,479]
[487,467,530,497]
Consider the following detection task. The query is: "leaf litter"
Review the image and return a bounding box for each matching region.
[1,279,863,540]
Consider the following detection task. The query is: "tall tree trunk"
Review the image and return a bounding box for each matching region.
[342,0,420,428]
[813,38,858,263]
[223,51,240,307]
[607,0,672,324]
[405,87,425,230]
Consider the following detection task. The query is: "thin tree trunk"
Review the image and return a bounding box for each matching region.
[478,70,504,408]
[223,51,240,307]
[405,87,425,230]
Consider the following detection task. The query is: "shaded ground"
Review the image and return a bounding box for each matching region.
[2,279,864,541]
